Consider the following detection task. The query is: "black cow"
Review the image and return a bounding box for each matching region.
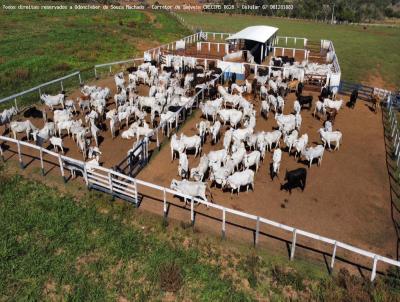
[296,82,304,96]
[126,66,138,73]
[280,168,307,194]
[298,95,313,110]
[348,89,358,109]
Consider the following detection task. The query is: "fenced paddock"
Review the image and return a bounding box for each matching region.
[0,29,398,282]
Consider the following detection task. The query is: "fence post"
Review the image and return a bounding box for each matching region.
[39,147,44,175]
[190,198,194,226]
[371,256,378,282]
[222,208,226,239]
[58,154,65,182]
[330,241,337,272]
[14,98,18,112]
[78,72,82,85]
[163,188,167,221]
[94,67,98,79]
[134,179,139,206]
[83,164,89,186]
[17,140,23,169]
[290,229,297,261]
[255,216,260,246]
[108,171,113,193]
[60,81,64,91]
[109,65,112,74]
[0,141,3,162]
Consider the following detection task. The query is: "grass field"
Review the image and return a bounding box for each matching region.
[177,12,400,89]
[1,163,400,301]
[0,6,190,99]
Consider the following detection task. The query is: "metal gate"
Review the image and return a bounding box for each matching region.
[85,165,140,205]
[114,140,148,177]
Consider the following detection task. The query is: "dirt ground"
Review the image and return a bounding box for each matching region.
[137,86,396,263]
[0,72,396,272]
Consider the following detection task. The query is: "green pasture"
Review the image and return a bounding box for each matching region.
[0,7,190,99]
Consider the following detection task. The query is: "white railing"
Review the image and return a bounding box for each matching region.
[0,133,399,281]
[275,36,308,48]
[273,46,309,60]
[94,58,144,79]
[0,71,82,111]
[386,95,400,167]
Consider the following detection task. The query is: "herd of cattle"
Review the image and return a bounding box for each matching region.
[0,58,346,204]
[0,61,225,171]
[169,71,344,203]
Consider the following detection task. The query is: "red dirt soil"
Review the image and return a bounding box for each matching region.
[0,74,396,271]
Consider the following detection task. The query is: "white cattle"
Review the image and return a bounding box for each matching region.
[302,145,325,167]
[64,99,77,114]
[190,155,209,181]
[31,122,55,144]
[179,134,202,157]
[223,128,233,151]
[209,159,235,187]
[264,130,282,151]
[324,121,333,132]
[222,169,255,195]
[295,113,302,130]
[324,98,343,111]
[91,123,100,147]
[209,121,221,144]
[283,130,299,153]
[207,149,227,165]
[114,72,125,91]
[246,133,258,151]
[293,134,308,158]
[277,96,285,112]
[313,100,326,118]
[196,121,210,144]
[178,152,189,179]
[170,134,182,161]
[41,94,65,110]
[131,122,153,142]
[319,128,342,151]
[261,100,270,118]
[0,106,17,129]
[268,94,278,112]
[49,136,64,153]
[293,100,301,114]
[170,179,209,204]
[272,148,282,176]
[232,127,253,144]
[10,120,37,140]
[199,103,218,123]
[57,120,73,137]
[243,150,261,172]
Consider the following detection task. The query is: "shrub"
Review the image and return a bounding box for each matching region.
[159,262,182,292]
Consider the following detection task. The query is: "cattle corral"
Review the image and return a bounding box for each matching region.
[0,29,398,280]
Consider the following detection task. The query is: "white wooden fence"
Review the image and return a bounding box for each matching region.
[0,71,82,111]
[94,58,144,79]
[386,95,400,167]
[1,134,399,281]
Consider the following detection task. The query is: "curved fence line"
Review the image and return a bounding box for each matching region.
[0,133,399,281]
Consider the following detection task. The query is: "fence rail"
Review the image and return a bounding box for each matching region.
[1,133,399,281]
[0,71,82,110]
